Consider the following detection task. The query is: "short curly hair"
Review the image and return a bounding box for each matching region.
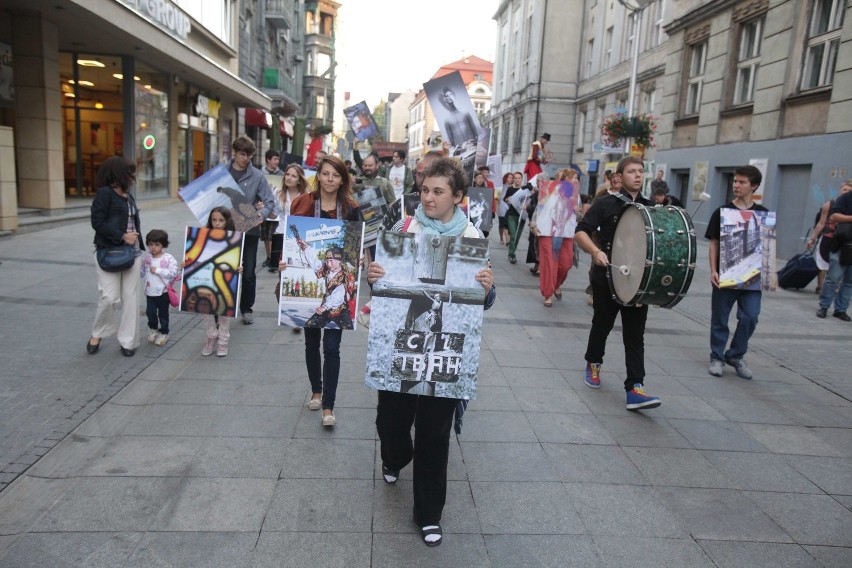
[421,157,468,198]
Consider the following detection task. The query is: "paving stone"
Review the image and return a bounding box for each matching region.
[371,532,489,567]
[125,532,255,568]
[667,418,769,452]
[0,532,142,568]
[656,487,793,542]
[745,491,852,547]
[280,438,375,480]
[455,410,538,442]
[701,450,822,493]
[291,406,377,440]
[801,544,852,568]
[597,414,693,449]
[121,403,226,437]
[263,478,373,532]
[485,534,603,567]
[471,386,521,411]
[253,531,371,568]
[543,443,649,485]
[526,411,616,444]
[738,423,846,457]
[566,483,684,538]
[698,540,821,568]
[512,385,592,414]
[472,481,584,534]
[784,455,852,495]
[459,441,561,482]
[592,535,715,567]
[187,437,288,478]
[623,446,738,489]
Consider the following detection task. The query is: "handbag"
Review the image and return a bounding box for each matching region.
[96,245,136,272]
[833,222,852,252]
[155,273,180,307]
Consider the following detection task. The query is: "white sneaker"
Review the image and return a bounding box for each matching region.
[201,336,216,356]
[148,329,158,343]
[154,333,169,346]
[708,359,724,377]
[216,341,229,357]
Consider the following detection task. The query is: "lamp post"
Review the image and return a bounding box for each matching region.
[617,0,652,155]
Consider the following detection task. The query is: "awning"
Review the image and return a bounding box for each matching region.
[280,117,294,137]
[245,108,273,129]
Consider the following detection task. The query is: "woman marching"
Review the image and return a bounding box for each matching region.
[534,168,581,307]
[88,156,144,357]
[279,156,359,427]
[367,158,496,547]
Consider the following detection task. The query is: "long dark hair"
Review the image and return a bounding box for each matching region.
[206,206,235,230]
[95,156,136,192]
[311,155,356,217]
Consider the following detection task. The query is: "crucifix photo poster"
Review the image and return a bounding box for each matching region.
[365,230,489,400]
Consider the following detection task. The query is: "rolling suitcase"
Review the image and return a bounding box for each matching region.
[777,250,819,290]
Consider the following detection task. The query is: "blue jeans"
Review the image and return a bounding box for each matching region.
[710,287,761,362]
[304,327,342,410]
[818,251,852,313]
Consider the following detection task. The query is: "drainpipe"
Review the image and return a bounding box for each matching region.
[532,0,548,149]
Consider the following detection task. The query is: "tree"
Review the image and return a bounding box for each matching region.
[373,99,387,141]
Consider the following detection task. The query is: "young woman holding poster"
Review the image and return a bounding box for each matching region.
[366,158,496,547]
[280,156,358,427]
[534,168,581,307]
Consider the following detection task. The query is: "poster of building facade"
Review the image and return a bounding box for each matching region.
[278,215,364,330]
[355,186,388,248]
[178,164,265,232]
[180,226,244,317]
[365,230,489,400]
[719,209,777,291]
[343,100,379,142]
[535,180,578,237]
[467,187,493,233]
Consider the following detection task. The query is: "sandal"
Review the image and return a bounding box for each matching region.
[544,298,553,307]
[554,290,563,300]
[421,525,442,547]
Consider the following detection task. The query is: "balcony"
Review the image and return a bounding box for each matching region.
[305,33,333,52]
[262,67,300,113]
[265,0,295,30]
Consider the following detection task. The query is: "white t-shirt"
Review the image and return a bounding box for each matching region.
[388,165,406,201]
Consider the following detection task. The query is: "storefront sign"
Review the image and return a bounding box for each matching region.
[195,94,221,119]
[124,0,191,40]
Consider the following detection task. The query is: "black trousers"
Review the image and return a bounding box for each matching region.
[145,293,170,334]
[240,234,260,314]
[376,391,458,526]
[270,233,284,267]
[584,277,648,391]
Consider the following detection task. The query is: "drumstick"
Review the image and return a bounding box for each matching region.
[607,262,631,276]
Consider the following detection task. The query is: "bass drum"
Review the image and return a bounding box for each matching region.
[608,204,696,308]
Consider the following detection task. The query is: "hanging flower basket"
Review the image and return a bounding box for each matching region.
[600,113,658,148]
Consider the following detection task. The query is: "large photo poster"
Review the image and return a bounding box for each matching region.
[343,100,379,142]
[467,187,493,234]
[180,226,244,317]
[179,164,264,232]
[536,180,578,237]
[355,186,389,248]
[278,215,365,330]
[719,209,777,291]
[365,230,489,400]
[424,71,483,184]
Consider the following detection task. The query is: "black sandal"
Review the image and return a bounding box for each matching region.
[421,525,442,547]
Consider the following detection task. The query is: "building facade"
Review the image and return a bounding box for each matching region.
[488,0,584,180]
[386,90,415,144]
[0,0,272,231]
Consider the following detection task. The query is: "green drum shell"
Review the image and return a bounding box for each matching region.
[608,204,696,309]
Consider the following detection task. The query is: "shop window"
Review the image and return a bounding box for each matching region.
[801,0,844,90]
[134,61,170,196]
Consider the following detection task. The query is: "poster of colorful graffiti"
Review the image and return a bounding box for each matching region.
[719,209,777,291]
[365,230,489,400]
[179,164,266,233]
[180,226,244,317]
[278,215,365,330]
[343,100,379,142]
[535,180,579,237]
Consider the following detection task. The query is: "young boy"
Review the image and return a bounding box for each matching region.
[143,229,180,346]
[706,165,767,379]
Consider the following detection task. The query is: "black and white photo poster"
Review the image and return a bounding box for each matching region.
[365,230,489,400]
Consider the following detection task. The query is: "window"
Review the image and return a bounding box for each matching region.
[801,0,844,90]
[734,18,763,104]
[586,39,595,77]
[604,27,614,68]
[624,14,636,61]
[513,113,524,154]
[645,0,665,50]
[501,118,510,153]
[686,41,707,115]
[644,89,656,114]
[316,95,325,120]
[577,111,587,151]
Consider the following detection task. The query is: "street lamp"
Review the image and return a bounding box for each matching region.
[617,0,652,154]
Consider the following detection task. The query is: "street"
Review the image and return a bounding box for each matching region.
[0,201,850,567]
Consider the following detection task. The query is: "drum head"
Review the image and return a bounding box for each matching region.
[610,206,647,303]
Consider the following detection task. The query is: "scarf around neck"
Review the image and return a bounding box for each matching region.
[414,204,469,235]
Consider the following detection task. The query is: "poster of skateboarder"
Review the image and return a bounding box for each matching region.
[278,215,365,330]
[365,230,489,400]
[180,226,244,317]
[343,100,379,142]
[467,187,493,234]
[355,185,388,248]
[719,209,777,291]
[535,180,578,238]
[179,164,265,232]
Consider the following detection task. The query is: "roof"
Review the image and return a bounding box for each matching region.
[431,55,493,86]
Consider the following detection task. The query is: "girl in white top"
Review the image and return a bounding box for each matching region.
[271,164,308,332]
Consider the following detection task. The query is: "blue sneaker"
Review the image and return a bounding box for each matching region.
[584,362,602,389]
[626,384,661,410]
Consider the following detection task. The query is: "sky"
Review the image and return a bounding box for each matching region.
[332,0,499,130]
